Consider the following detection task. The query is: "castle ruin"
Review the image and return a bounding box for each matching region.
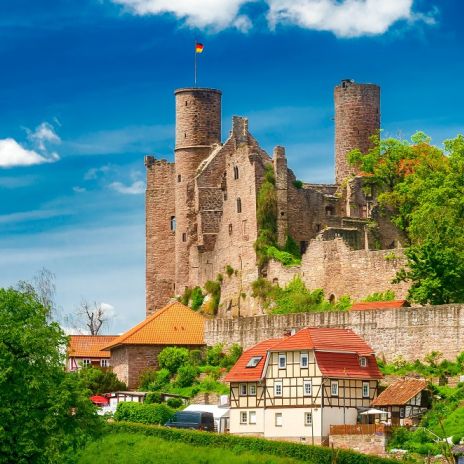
[145,80,408,318]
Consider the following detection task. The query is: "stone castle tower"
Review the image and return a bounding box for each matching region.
[145,80,406,318]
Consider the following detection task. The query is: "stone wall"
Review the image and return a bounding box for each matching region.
[205,304,464,362]
[329,433,387,456]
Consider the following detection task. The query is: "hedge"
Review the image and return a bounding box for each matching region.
[108,422,398,464]
[113,402,174,425]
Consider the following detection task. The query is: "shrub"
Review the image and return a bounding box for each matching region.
[267,246,301,266]
[190,287,204,311]
[145,392,163,404]
[292,179,303,189]
[225,265,234,277]
[188,349,203,366]
[251,277,274,302]
[78,366,126,394]
[283,235,301,259]
[206,344,225,366]
[114,402,174,425]
[147,368,171,391]
[362,290,395,302]
[166,398,184,409]
[158,347,190,375]
[203,280,221,315]
[138,368,159,391]
[180,287,192,306]
[175,365,198,388]
[220,343,243,369]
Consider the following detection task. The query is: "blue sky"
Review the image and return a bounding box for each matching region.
[0,0,463,333]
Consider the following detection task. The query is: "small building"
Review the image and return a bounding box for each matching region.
[67,335,118,371]
[372,378,430,426]
[104,301,205,389]
[224,327,383,444]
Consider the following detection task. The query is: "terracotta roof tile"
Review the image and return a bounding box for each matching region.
[224,338,283,382]
[315,352,382,379]
[68,335,117,358]
[104,301,205,349]
[351,300,409,311]
[372,378,428,406]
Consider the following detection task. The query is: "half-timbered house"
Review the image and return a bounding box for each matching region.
[224,328,383,444]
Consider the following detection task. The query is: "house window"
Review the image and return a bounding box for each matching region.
[399,407,405,419]
[278,353,286,369]
[100,359,109,368]
[233,165,239,180]
[359,356,367,367]
[303,380,312,397]
[300,352,309,368]
[274,381,283,397]
[240,411,248,424]
[248,384,256,396]
[170,216,176,231]
[239,384,247,396]
[82,359,91,367]
[249,411,256,424]
[362,382,370,398]
[331,381,339,397]
[304,412,312,426]
[275,413,283,427]
[236,198,242,213]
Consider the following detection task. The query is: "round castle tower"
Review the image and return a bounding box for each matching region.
[334,80,380,184]
[174,87,222,292]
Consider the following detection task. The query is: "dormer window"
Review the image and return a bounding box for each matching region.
[359,356,367,368]
[246,356,262,368]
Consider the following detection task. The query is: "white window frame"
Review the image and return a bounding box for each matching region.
[100,359,109,368]
[248,383,256,396]
[362,382,370,398]
[303,380,312,397]
[240,411,248,424]
[274,381,283,397]
[82,359,91,367]
[331,380,339,397]
[359,356,367,367]
[275,412,283,427]
[304,412,312,426]
[278,353,286,369]
[249,411,256,424]
[239,383,247,396]
[300,352,309,368]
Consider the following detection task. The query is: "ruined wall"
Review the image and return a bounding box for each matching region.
[268,237,408,302]
[205,304,464,362]
[145,157,175,316]
[329,433,387,456]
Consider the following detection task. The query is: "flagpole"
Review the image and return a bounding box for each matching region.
[194,41,197,87]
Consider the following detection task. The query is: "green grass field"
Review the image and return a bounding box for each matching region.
[77,433,302,464]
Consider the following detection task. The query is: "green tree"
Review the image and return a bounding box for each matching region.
[77,366,126,395]
[157,347,189,375]
[0,288,100,464]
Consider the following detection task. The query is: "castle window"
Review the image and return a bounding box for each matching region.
[236,198,242,213]
[315,224,321,232]
[233,165,239,180]
[170,216,176,231]
[329,294,335,304]
[325,205,334,216]
[300,241,308,254]
[177,174,181,183]
[185,101,188,107]
[182,233,187,242]
[228,224,233,235]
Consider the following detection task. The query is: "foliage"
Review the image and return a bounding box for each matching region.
[138,368,158,391]
[222,344,243,369]
[158,347,190,375]
[113,402,174,425]
[252,276,352,314]
[292,179,303,189]
[174,365,198,388]
[0,287,101,464]
[206,343,226,366]
[190,287,204,310]
[77,433,303,464]
[107,422,397,464]
[349,132,464,305]
[283,235,301,260]
[362,290,396,302]
[145,392,163,404]
[180,287,192,306]
[188,349,204,366]
[266,246,301,266]
[166,398,184,409]
[203,279,221,315]
[77,366,126,395]
[225,265,234,277]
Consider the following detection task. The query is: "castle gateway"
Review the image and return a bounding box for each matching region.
[145,80,408,318]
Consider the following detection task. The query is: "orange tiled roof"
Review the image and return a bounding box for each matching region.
[372,378,428,406]
[351,300,409,311]
[104,301,205,349]
[68,335,117,358]
[315,352,382,379]
[224,338,283,382]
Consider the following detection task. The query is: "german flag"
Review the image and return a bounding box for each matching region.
[195,42,204,53]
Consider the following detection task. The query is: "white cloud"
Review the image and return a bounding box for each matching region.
[101,302,116,318]
[109,180,145,194]
[84,165,111,180]
[73,186,87,193]
[28,122,61,151]
[111,0,434,37]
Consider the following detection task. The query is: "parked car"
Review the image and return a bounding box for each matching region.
[164,411,215,432]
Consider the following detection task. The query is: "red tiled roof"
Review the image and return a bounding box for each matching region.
[104,301,205,350]
[372,378,428,406]
[68,335,117,358]
[270,328,375,355]
[224,338,283,382]
[351,300,409,311]
[315,352,382,379]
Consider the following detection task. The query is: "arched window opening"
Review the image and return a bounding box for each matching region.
[170,216,176,231]
[233,165,239,180]
[236,198,242,213]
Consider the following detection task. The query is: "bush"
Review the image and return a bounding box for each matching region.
[145,392,163,404]
[206,344,225,366]
[225,265,234,277]
[362,290,395,302]
[158,347,190,375]
[147,368,171,391]
[203,280,221,315]
[188,349,203,366]
[220,344,243,369]
[190,287,204,311]
[266,246,301,266]
[108,422,397,464]
[78,366,126,394]
[114,402,174,425]
[138,368,158,391]
[180,287,192,306]
[175,365,198,388]
[292,179,303,189]
[166,398,184,409]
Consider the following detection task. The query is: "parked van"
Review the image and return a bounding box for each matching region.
[164,411,215,432]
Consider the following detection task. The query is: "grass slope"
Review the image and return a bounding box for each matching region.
[77,433,301,464]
